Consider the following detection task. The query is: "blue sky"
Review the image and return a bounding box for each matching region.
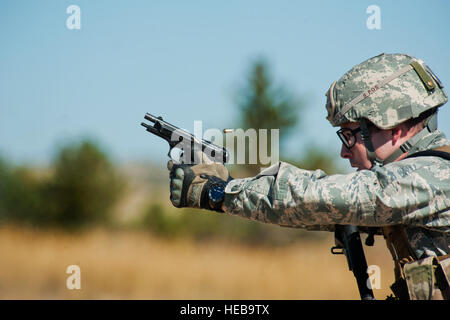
[1,0,449,169]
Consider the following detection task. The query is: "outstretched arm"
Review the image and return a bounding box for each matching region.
[223,160,450,230]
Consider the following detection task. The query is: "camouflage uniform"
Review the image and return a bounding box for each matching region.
[223,130,450,258]
[222,54,450,299]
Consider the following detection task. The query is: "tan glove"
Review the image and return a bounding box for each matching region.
[168,161,231,211]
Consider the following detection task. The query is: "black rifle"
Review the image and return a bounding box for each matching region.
[331,225,375,300]
[141,113,229,164]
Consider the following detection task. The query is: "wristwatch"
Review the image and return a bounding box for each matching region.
[208,181,226,211]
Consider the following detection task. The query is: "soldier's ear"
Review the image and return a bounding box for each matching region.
[391,125,406,146]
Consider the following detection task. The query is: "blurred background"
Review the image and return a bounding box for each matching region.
[0,0,449,299]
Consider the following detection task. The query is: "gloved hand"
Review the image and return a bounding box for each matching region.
[167,161,231,212]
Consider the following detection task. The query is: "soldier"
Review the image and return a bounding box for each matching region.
[167,53,450,300]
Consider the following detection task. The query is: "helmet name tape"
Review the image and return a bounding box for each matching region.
[363,84,380,99]
[334,64,413,123]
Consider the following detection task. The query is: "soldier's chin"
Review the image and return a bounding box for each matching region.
[351,163,364,171]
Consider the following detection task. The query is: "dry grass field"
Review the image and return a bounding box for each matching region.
[0,225,396,300]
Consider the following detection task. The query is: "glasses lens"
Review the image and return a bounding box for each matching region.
[337,128,356,149]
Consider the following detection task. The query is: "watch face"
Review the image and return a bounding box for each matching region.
[208,184,225,203]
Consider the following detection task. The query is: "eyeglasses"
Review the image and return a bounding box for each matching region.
[336,127,361,149]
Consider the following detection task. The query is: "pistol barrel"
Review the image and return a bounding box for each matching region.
[141,121,160,135]
[144,113,162,123]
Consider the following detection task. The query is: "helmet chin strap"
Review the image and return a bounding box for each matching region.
[359,119,383,167]
[359,113,437,168]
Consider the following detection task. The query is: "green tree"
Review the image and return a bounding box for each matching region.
[44,140,125,229]
[0,141,125,229]
[234,58,346,176]
[235,59,301,174]
[0,157,45,225]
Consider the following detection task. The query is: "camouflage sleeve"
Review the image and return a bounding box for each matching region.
[223,159,450,230]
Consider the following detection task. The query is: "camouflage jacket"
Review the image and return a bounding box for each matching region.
[223,130,450,259]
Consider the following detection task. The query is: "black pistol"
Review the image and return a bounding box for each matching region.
[141,113,229,164]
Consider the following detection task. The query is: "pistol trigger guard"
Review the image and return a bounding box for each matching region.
[168,146,184,164]
[167,149,173,161]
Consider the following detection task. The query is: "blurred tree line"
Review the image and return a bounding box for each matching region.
[140,204,321,246]
[0,138,323,244]
[0,58,341,244]
[0,141,124,229]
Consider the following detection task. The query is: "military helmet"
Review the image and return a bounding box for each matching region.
[326,53,447,129]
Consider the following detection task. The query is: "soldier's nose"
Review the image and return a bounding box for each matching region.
[340,144,352,159]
